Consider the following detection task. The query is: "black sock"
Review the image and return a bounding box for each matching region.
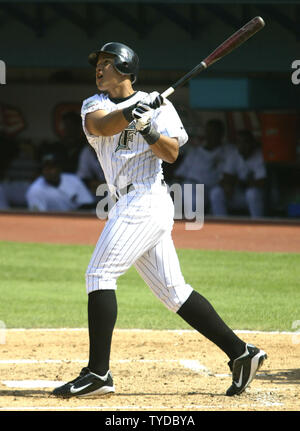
[177,290,246,361]
[87,290,117,375]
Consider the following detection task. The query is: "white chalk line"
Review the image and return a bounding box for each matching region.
[0,358,225,378]
[179,359,210,374]
[4,328,297,335]
[0,358,178,365]
[0,358,284,410]
[0,358,224,390]
[0,357,213,393]
[0,359,85,364]
[2,380,63,388]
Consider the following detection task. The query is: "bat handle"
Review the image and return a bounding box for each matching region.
[161,61,207,99]
[161,87,175,99]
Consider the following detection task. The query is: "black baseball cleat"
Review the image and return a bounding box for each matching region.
[226,344,267,396]
[52,367,115,398]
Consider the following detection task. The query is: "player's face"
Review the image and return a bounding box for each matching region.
[95,54,123,92]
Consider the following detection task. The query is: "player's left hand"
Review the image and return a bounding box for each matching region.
[141,91,165,109]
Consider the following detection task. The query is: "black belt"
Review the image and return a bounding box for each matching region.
[116,183,135,199]
[116,180,166,200]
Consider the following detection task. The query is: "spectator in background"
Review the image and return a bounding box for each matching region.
[210,130,266,218]
[77,145,106,196]
[174,119,232,214]
[0,137,39,209]
[39,111,85,173]
[26,153,95,212]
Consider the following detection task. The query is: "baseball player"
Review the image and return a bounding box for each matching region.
[52,42,266,398]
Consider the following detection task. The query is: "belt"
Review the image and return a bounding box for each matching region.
[116,183,135,199]
[116,180,166,200]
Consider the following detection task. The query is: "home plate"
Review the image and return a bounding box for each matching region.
[2,380,64,389]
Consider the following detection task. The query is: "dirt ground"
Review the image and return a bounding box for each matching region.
[0,329,299,412]
[0,213,299,252]
[0,213,299,411]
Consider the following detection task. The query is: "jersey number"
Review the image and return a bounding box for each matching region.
[115,122,136,152]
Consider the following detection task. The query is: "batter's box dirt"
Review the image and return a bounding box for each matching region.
[0,329,299,411]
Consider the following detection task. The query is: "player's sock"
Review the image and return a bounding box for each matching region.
[87,290,117,375]
[177,290,246,361]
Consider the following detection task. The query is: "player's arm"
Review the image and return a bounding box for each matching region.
[85,107,136,137]
[148,135,179,164]
[85,92,164,137]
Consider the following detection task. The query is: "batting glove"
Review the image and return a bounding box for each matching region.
[141,91,165,109]
[132,105,160,146]
[132,102,153,132]
[122,101,139,123]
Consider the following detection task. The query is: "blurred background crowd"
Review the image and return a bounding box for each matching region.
[1,0,300,219]
[1,109,299,219]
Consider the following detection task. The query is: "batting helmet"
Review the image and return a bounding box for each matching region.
[88,42,139,84]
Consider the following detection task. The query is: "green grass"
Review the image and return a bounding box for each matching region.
[0,241,299,331]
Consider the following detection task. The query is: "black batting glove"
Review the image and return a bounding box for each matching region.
[122,102,139,123]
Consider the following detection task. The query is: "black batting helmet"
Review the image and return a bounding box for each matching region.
[88,42,139,84]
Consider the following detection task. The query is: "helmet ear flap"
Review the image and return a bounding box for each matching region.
[113,58,137,83]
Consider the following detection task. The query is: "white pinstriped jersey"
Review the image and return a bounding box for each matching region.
[82,91,194,310]
[81,91,188,194]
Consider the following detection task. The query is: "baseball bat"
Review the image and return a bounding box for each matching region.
[161,16,265,99]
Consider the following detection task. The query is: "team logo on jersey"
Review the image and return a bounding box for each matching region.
[115,122,137,152]
[83,100,99,111]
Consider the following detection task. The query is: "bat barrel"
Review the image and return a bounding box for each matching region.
[160,16,265,99]
[204,16,265,67]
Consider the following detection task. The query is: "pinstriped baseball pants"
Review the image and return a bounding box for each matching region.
[85,186,193,312]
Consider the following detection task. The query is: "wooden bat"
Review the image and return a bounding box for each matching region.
[161,16,265,99]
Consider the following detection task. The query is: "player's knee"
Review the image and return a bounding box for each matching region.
[85,270,117,294]
[153,283,194,313]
